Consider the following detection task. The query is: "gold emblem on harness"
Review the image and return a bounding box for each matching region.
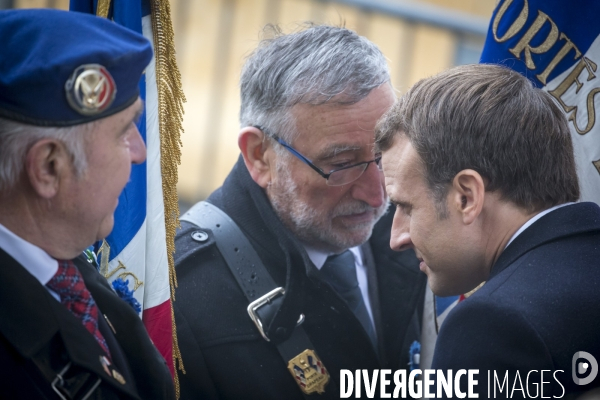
[287,349,329,395]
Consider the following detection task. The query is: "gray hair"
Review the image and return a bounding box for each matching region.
[0,117,91,192]
[240,24,391,144]
[375,63,579,215]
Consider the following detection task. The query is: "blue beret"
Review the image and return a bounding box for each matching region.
[0,9,153,127]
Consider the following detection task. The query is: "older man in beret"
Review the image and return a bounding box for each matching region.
[0,9,174,400]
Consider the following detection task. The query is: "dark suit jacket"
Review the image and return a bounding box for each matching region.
[432,202,600,399]
[0,249,175,399]
[174,157,427,399]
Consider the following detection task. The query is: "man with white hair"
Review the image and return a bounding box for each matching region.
[0,9,174,399]
[174,25,426,399]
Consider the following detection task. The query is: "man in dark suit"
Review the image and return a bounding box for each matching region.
[376,63,600,398]
[174,25,426,399]
[0,9,175,399]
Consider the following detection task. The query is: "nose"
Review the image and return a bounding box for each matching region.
[390,207,413,252]
[350,161,385,208]
[130,126,147,165]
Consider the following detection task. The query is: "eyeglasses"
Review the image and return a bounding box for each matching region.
[255,126,382,187]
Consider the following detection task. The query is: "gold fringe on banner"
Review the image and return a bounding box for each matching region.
[149,0,186,397]
[95,0,185,395]
[96,0,111,18]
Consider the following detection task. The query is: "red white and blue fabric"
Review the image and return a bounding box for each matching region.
[47,259,111,358]
[481,0,600,206]
[70,0,174,374]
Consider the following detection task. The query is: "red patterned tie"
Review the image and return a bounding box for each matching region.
[46,259,111,359]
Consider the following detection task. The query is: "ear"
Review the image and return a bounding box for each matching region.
[25,139,71,199]
[449,169,485,225]
[238,126,273,188]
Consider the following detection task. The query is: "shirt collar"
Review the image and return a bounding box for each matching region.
[505,202,575,250]
[304,245,362,270]
[0,223,58,285]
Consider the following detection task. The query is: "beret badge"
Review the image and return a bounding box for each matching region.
[65,64,117,116]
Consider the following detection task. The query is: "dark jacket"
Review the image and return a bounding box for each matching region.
[432,202,600,399]
[174,157,427,399]
[0,250,175,400]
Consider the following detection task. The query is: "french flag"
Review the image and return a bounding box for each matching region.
[70,0,184,377]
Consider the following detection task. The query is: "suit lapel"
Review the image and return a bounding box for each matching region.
[75,256,174,400]
[97,308,137,387]
[0,249,140,399]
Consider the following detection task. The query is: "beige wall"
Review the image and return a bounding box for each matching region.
[421,0,495,17]
[14,0,69,8]
[12,0,497,204]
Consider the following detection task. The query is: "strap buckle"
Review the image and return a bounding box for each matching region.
[247,287,285,341]
[51,362,101,400]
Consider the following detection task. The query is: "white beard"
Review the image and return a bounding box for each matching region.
[268,157,388,253]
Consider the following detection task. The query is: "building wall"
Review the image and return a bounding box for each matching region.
[10,0,497,204]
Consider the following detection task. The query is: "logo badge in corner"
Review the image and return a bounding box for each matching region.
[65,64,116,116]
[287,349,329,395]
[573,351,598,385]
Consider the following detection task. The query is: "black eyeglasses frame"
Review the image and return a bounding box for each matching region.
[254,125,381,186]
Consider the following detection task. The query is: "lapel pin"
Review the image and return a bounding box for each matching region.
[112,369,126,385]
[100,356,111,376]
[104,314,117,335]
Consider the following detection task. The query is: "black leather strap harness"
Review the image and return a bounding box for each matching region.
[181,201,337,398]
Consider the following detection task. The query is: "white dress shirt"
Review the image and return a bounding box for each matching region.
[0,223,60,301]
[304,245,376,333]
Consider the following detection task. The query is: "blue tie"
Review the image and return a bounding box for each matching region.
[321,251,377,350]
